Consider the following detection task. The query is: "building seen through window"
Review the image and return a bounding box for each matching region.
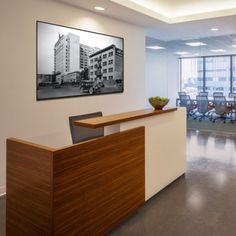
[180,55,235,97]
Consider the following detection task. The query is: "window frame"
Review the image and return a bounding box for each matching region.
[180,54,236,95]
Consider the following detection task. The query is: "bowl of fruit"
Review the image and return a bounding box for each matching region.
[149,96,169,110]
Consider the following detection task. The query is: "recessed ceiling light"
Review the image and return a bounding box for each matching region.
[211,28,219,31]
[146,46,165,50]
[94,6,105,11]
[175,51,189,55]
[210,49,226,52]
[185,42,207,47]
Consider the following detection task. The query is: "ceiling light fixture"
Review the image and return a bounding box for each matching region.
[175,51,189,55]
[185,42,206,47]
[146,46,165,50]
[210,49,226,52]
[94,6,105,11]
[211,28,219,31]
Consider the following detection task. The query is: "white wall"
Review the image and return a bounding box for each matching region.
[0,0,146,194]
[145,50,179,107]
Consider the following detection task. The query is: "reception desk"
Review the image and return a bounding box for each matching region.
[75,107,186,200]
[6,107,186,235]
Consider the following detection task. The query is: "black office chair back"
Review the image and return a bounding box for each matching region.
[178,91,186,97]
[228,92,236,99]
[196,95,208,114]
[213,96,227,116]
[199,92,208,97]
[179,95,192,112]
[69,112,104,144]
[213,92,223,97]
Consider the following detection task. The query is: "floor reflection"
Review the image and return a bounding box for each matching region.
[110,130,236,236]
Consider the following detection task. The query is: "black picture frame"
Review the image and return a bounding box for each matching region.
[36,21,124,101]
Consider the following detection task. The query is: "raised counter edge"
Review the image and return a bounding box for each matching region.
[74,107,178,128]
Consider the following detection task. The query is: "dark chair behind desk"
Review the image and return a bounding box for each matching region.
[69,112,104,144]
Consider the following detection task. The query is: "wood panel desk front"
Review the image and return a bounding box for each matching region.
[7,127,145,235]
[74,107,186,201]
[6,107,186,235]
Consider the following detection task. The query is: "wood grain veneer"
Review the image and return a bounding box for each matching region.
[6,139,53,236]
[74,107,177,128]
[6,127,145,236]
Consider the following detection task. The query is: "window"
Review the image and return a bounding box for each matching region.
[109,51,113,57]
[180,56,233,97]
[219,77,227,81]
[216,87,224,91]
[103,69,107,73]
[109,60,113,65]
[109,68,113,73]
[103,54,107,59]
[232,56,236,92]
[109,75,113,80]
[205,56,230,97]
[180,58,203,98]
[103,61,107,66]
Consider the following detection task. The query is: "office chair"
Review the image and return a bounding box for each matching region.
[228,92,236,99]
[212,96,232,123]
[179,94,196,118]
[69,112,104,144]
[195,95,211,121]
[199,92,208,97]
[233,97,236,121]
[178,91,186,97]
[213,92,223,97]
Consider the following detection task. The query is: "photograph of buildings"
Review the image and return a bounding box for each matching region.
[37,21,124,100]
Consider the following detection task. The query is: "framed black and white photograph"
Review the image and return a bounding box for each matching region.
[36,21,124,100]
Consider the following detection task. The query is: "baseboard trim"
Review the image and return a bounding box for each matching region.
[0,186,6,196]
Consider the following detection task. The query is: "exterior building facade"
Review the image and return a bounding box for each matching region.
[54,33,80,83]
[37,74,54,85]
[54,34,102,84]
[80,44,100,69]
[89,44,123,85]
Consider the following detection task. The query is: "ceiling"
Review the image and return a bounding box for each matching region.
[146,34,236,57]
[111,0,236,23]
[57,0,236,41]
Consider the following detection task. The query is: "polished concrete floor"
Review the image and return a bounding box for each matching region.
[109,130,236,236]
[1,130,236,235]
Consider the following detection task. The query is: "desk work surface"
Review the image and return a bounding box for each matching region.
[74,107,177,128]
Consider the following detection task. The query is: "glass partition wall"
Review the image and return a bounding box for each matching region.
[232,56,236,92]
[146,34,236,104]
[180,57,203,98]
